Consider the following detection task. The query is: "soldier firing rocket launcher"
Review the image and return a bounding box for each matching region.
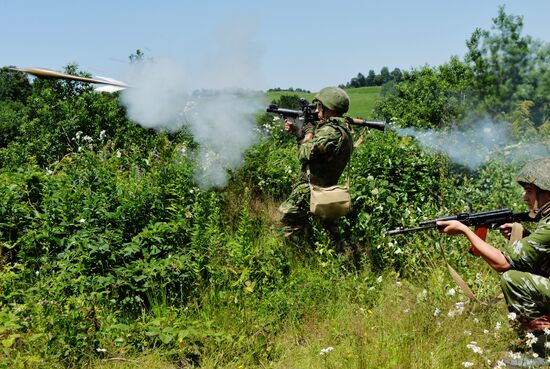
[266,98,386,131]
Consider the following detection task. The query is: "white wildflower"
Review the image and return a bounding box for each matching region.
[495,322,502,330]
[320,346,334,355]
[376,276,383,283]
[433,308,441,317]
[79,218,86,223]
[447,288,456,296]
[525,332,538,347]
[509,351,522,359]
[494,360,506,369]
[508,312,517,321]
[544,341,550,349]
[96,348,107,353]
[462,362,474,367]
[544,328,550,335]
[99,130,106,140]
[466,341,483,354]
[464,330,472,336]
[116,150,122,158]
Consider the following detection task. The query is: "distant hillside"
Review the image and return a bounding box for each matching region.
[265,86,382,120]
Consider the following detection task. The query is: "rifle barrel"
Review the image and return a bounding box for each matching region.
[386,224,437,236]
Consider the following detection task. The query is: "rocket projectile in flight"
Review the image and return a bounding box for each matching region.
[11,67,128,92]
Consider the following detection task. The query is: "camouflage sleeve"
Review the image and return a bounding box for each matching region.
[501,221,550,273]
[297,124,341,163]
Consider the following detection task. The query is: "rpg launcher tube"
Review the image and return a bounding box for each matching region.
[346,118,386,132]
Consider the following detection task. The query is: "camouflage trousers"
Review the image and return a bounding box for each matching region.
[278,183,310,238]
[501,270,550,323]
[278,182,340,247]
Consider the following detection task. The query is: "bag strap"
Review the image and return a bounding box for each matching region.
[331,122,352,188]
[438,234,506,306]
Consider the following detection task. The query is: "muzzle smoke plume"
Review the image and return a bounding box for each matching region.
[395,118,549,168]
[119,20,265,189]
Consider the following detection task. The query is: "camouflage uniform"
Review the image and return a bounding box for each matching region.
[500,157,550,325]
[501,202,550,322]
[278,116,353,241]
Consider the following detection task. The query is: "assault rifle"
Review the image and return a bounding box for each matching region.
[266,98,386,131]
[386,208,534,236]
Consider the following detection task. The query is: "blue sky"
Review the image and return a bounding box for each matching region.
[1,0,549,92]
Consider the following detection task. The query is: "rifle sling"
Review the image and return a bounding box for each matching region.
[437,235,479,303]
[438,221,525,307]
[511,222,524,243]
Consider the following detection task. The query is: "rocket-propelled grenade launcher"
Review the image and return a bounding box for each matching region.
[266,98,386,131]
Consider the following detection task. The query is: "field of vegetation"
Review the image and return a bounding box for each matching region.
[0,7,549,369]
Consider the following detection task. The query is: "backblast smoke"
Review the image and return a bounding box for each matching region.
[395,118,549,169]
[119,19,265,189]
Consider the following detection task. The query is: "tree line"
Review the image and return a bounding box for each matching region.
[340,67,403,88]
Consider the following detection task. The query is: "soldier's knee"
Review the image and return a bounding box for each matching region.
[501,270,519,289]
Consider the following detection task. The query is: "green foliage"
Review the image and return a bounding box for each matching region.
[345,131,453,270]
[0,67,32,104]
[0,101,24,148]
[466,6,550,124]
[376,57,475,128]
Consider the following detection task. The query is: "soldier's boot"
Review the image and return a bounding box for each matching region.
[280,221,311,248]
[523,316,550,358]
[504,355,547,368]
[531,333,550,359]
[322,220,346,254]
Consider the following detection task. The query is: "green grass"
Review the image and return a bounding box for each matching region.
[346,86,383,119]
[264,86,383,121]
[85,266,518,369]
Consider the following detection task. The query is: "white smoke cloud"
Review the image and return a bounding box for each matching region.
[119,19,266,189]
[396,118,549,169]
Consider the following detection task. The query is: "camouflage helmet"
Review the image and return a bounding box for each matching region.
[516,157,550,192]
[313,87,350,115]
